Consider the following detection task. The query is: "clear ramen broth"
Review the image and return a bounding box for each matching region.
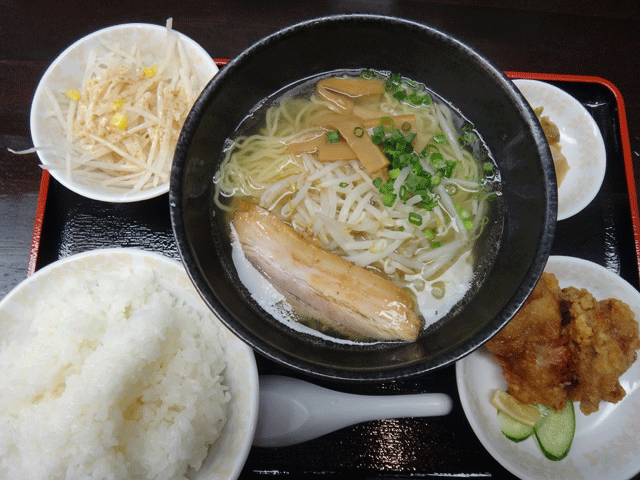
[213,69,503,345]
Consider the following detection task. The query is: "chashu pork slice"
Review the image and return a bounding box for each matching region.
[232,202,422,342]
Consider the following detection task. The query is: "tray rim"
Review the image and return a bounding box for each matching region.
[27,69,640,288]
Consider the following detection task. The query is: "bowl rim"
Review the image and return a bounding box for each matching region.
[170,13,557,382]
[30,22,217,203]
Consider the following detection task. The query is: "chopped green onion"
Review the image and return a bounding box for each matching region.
[432,134,447,144]
[385,74,402,92]
[363,106,470,211]
[432,241,441,248]
[409,161,427,178]
[372,134,386,145]
[371,125,386,144]
[399,185,411,201]
[361,69,374,79]
[407,181,426,197]
[421,93,432,105]
[422,144,439,156]
[459,127,478,146]
[483,161,494,173]
[379,180,394,195]
[380,117,395,132]
[372,177,383,188]
[390,129,403,141]
[408,92,422,106]
[462,123,474,133]
[408,212,422,226]
[430,153,445,167]
[459,208,471,220]
[394,152,413,168]
[339,182,349,188]
[382,193,397,207]
[444,160,457,178]
[463,219,474,230]
[327,130,340,143]
[431,282,445,299]
[353,126,365,138]
[424,228,435,239]
[393,91,407,101]
[418,197,439,211]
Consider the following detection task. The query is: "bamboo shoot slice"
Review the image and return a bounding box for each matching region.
[317,84,354,114]
[317,77,385,97]
[286,128,328,155]
[317,142,358,162]
[334,120,389,174]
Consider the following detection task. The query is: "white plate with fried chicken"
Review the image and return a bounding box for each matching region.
[513,79,607,221]
[456,255,640,480]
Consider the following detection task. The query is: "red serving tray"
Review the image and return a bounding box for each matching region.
[24,67,640,480]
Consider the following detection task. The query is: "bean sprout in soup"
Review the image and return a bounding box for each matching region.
[213,69,503,344]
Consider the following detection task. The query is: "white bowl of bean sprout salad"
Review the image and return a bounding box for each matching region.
[29,20,218,203]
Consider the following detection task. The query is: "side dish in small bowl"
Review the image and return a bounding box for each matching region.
[29,20,218,203]
[170,14,557,381]
[513,79,606,220]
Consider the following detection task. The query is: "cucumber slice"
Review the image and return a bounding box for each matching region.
[497,410,534,442]
[534,401,575,461]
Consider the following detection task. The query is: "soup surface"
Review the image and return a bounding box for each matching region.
[213,69,502,343]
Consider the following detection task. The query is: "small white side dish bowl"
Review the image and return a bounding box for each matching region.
[456,256,640,480]
[0,248,258,480]
[513,79,607,221]
[30,23,218,203]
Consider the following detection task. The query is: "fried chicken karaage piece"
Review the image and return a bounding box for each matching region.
[562,286,640,415]
[486,273,571,412]
[486,271,640,416]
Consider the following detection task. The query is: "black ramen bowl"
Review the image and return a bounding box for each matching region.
[170,14,556,382]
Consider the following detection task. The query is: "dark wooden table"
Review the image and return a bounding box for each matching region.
[2,1,640,479]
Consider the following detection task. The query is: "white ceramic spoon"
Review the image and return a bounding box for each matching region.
[253,375,453,447]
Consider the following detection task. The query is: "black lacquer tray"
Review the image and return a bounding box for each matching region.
[28,72,640,479]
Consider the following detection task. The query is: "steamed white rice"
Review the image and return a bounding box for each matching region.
[0,266,230,480]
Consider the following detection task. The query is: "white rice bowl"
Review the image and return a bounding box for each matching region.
[0,249,258,480]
